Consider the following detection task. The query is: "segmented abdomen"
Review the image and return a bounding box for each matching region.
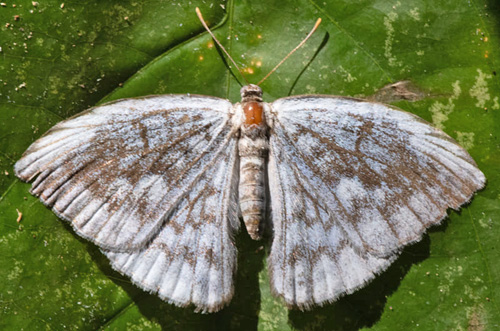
[238,135,267,240]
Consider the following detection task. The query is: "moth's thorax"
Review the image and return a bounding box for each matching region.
[239,84,269,136]
[242,101,264,127]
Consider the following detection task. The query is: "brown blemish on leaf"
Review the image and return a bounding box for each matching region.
[468,305,485,331]
[368,81,426,103]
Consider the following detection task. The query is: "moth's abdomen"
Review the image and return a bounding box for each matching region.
[238,99,269,240]
[239,146,267,240]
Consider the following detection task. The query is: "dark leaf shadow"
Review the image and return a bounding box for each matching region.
[62,209,451,330]
[486,0,500,17]
[64,223,265,331]
[287,239,431,330]
[60,188,451,331]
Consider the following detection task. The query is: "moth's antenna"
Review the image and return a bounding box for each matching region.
[257,18,322,86]
[196,7,249,85]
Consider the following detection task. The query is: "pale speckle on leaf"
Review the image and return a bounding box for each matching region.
[409,8,421,21]
[456,132,475,150]
[430,80,461,129]
[384,9,402,67]
[492,96,499,110]
[469,69,492,108]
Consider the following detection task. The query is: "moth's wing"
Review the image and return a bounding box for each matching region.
[104,134,239,313]
[267,146,397,309]
[15,95,239,252]
[267,96,485,309]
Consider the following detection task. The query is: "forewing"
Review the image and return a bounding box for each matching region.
[15,95,237,251]
[267,96,485,308]
[104,135,240,313]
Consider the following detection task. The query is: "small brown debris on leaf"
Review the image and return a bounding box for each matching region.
[368,81,425,103]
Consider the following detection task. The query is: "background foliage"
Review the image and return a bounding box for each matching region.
[0,0,499,330]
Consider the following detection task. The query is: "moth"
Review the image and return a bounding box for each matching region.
[15,8,485,313]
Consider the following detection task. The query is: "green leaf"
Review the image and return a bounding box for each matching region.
[1,0,499,330]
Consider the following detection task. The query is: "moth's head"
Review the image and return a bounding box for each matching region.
[240,84,263,102]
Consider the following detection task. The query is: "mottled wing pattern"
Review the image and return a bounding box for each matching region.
[267,95,485,308]
[267,148,397,309]
[16,94,242,311]
[15,95,238,251]
[104,134,240,312]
